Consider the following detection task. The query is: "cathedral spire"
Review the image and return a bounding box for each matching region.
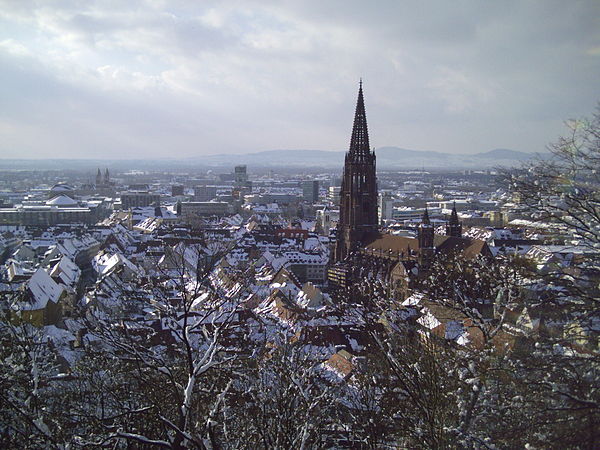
[334,81,378,261]
[348,80,371,160]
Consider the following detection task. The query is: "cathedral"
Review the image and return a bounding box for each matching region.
[334,80,378,261]
[96,168,111,187]
[329,82,490,291]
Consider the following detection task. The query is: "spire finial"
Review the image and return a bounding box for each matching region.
[359,78,362,89]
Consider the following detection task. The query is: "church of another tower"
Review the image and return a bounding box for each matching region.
[334,81,378,261]
[328,83,490,292]
[446,202,462,237]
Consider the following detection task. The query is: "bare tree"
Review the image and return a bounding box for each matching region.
[220,335,339,449]
[0,296,65,448]
[500,106,600,448]
[415,252,532,342]
[74,241,239,448]
[336,253,537,448]
[504,106,600,309]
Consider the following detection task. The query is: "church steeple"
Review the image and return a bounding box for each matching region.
[421,207,431,225]
[418,207,434,270]
[335,81,378,261]
[446,201,462,237]
[348,79,371,162]
[450,202,458,222]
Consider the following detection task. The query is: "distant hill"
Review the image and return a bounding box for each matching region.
[198,149,344,167]
[375,147,543,169]
[197,147,543,169]
[0,147,544,170]
[471,148,538,161]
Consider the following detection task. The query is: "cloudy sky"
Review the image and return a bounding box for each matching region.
[1,0,599,159]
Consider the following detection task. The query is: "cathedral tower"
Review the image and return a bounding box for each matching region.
[335,81,378,261]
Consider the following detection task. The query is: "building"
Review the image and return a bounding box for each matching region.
[176,201,231,218]
[327,262,354,289]
[218,173,235,183]
[194,185,217,202]
[244,193,300,205]
[328,83,489,292]
[328,212,491,292]
[284,251,329,284]
[234,165,249,186]
[0,195,110,226]
[0,205,95,226]
[446,202,462,237]
[316,206,339,235]
[120,191,161,210]
[417,208,435,270]
[95,168,112,188]
[334,81,378,261]
[48,183,76,199]
[378,192,394,224]
[171,184,184,196]
[302,180,320,203]
[328,186,341,205]
[391,206,442,223]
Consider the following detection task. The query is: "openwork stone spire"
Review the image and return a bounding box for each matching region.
[348,79,371,161]
[335,81,378,261]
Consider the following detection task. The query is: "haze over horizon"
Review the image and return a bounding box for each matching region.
[1,0,599,160]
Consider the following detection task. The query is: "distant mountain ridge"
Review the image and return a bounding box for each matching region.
[197,146,543,169]
[471,148,537,160]
[0,147,544,170]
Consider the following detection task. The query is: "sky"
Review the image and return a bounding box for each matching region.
[0,0,599,160]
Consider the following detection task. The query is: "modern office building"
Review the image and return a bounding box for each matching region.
[302,180,319,203]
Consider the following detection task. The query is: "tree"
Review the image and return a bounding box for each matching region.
[501,106,600,447]
[415,252,532,343]
[220,337,338,449]
[73,242,239,448]
[505,106,600,309]
[370,331,462,448]
[0,321,59,447]
[0,289,78,449]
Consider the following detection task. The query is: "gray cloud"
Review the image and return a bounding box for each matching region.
[0,0,598,159]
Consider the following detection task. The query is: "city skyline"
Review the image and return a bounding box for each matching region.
[1,0,599,159]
